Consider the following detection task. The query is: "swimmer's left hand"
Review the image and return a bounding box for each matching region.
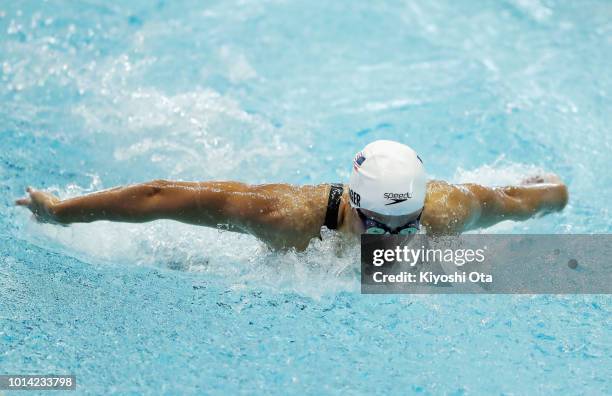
[15,187,62,224]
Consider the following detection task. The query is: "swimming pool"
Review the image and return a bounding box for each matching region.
[1,0,611,394]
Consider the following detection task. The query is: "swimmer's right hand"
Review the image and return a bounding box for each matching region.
[520,173,563,185]
[15,187,62,224]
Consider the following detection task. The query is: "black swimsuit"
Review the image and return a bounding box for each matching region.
[323,183,344,230]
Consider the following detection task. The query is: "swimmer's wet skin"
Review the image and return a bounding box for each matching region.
[16,140,568,251]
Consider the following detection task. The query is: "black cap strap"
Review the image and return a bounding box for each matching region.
[324,183,344,230]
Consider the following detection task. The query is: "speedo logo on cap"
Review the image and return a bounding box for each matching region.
[384,192,412,205]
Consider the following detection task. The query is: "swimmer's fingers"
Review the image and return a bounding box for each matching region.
[521,173,562,185]
[520,175,545,185]
[15,196,32,206]
[16,187,61,224]
[15,186,34,207]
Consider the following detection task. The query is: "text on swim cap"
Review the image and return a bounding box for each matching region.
[383,191,412,205]
[349,189,361,207]
[383,192,413,200]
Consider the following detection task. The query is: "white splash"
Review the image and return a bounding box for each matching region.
[452,156,546,186]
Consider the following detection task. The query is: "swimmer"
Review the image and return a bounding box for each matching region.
[16,140,568,250]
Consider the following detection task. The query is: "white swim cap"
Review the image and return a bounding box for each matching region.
[348,140,427,216]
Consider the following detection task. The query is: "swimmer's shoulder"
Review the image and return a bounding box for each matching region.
[248,183,332,250]
[422,180,481,234]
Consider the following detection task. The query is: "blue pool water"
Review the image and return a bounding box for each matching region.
[1,0,611,394]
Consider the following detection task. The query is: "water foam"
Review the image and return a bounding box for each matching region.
[453,156,546,186]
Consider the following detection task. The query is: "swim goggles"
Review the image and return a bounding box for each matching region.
[357,208,421,235]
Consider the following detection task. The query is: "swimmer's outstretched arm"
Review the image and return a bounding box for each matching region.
[465,174,569,230]
[15,181,244,226]
[422,174,568,234]
[16,180,327,249]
